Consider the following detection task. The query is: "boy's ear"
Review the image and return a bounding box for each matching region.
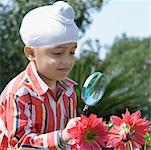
[24,46,35,61]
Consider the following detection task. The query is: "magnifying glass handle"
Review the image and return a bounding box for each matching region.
[82,105,89,116]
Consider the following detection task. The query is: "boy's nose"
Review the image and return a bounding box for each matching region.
[61,55,74,66]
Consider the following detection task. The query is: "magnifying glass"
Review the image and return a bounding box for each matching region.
[81,72,107,115]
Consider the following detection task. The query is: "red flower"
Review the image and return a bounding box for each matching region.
[68,114,108,150]
[0,130,8,149]
[107,108,150,150]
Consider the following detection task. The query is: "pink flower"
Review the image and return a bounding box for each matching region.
[107,108,150,150]
[68,114,108,150]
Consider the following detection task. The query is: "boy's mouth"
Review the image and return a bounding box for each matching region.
[57,68,70,72]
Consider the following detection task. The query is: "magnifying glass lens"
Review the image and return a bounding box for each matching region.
[82,72,107,106]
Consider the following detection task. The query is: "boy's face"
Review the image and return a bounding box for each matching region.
[32,42,77,82]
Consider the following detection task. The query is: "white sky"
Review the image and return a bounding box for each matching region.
[77,0,151,59]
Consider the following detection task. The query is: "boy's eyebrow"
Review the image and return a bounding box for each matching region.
[55,45,77,49]
[71,45,77,49]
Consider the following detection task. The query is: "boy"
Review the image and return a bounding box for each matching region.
[0,1,80,149]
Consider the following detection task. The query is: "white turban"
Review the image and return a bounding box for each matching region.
[20,1,79,47]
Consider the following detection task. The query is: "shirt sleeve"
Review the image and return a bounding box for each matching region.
[0,101,9,149]
[2,94,62,150]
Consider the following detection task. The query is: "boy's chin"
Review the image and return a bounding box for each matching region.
[56,76,67,81]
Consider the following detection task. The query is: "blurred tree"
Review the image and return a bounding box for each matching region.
[0,0,104,92]
[90,34,151,120]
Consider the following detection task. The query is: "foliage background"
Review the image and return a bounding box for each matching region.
[0,0,150,120]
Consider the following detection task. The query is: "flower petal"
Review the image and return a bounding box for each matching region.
[110,116,122,126]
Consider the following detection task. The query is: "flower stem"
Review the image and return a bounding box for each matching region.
[128,141,133,150]
[144,142,146,150]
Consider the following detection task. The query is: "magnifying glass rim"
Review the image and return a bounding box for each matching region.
[82,72,107,106]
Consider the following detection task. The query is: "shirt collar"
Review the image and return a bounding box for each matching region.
[25,61,77,96]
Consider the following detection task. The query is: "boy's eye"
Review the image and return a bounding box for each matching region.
[52,52,62,55]
[51,51,75,55]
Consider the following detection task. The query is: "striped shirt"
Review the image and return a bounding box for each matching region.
[0,61,77,149]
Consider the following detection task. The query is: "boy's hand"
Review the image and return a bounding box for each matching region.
[61,117,80,143]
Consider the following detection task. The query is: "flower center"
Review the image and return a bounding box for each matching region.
[85,130,96,142]
[120,123,134,142]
